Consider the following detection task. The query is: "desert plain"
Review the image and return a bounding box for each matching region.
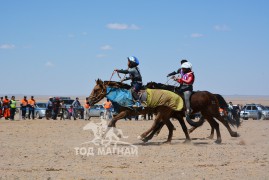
[0,95,269,180]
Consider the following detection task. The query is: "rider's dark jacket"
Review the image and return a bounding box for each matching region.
[117,67,143,92]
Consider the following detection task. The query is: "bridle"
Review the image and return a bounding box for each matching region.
[89,83,114,105]
[89,85,106,105]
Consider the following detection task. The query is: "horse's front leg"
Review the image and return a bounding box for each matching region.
[108,111,128,127]
[142,121,164,142]
[138,112,161,141]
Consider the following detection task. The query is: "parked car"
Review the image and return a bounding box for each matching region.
[16,102,47,119]
[89,104,106,118]
[35,102,47,119]
[240,104,269,120]
[88,104,115,118]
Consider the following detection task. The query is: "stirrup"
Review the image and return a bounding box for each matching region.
[185,109,193,116]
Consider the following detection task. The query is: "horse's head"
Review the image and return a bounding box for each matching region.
[88,79,107,106]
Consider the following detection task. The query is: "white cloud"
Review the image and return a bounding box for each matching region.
[190,33,204,38]
[0,44,15,49]
[96,54,107,58]
[106,23,140,30]
[214,24,230,31]
[100,45,112,50]
[45,61,54,67]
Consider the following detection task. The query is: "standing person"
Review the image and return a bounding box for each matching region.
[228,102,233,110]
[46,97,53,120]
[72,97,81,120]
[52,97,61,120]
[60,100,66,120]
[3,96,10,120]
[10,96,17,121]
[28,96,36,119]
[68,105,75,120]
[103,99,112,120]
[20,96,28,120]
[173,62,195,118]
[84,97,90,120]
[114,56,143,107]
[0,97,3,119]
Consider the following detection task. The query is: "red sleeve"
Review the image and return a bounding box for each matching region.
[176,78,183,83]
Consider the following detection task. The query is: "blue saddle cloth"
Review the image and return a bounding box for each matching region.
[106,87,134,107]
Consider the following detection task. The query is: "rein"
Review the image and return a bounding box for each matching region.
[89,83,114,104]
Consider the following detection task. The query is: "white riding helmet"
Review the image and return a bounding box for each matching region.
[181,62,192,69]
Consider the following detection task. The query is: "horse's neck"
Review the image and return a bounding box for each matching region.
[104,81,131,89]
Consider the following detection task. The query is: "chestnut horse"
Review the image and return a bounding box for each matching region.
[88,79,191,143]
[146,82,240,143]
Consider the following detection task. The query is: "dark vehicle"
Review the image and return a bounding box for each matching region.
[57,97,84,119]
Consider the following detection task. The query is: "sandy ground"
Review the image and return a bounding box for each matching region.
[0,114,269,180]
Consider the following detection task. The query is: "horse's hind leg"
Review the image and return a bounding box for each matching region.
[188,126,197,134]
[174,114,191,143]
[207,125,215,139]
[205,115,222,144]
[215,114,239,137]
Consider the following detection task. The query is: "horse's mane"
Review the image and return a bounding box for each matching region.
[104,81,132,90]
[146,81,179,92]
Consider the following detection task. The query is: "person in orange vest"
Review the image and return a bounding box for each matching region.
[103,98,112,120]
[0,97,3,119]
[28,96,36,119]
[20,96,28,120]
[84,97,91,120]
[3,96,10,120]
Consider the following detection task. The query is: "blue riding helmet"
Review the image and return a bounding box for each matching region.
[128,56,139,65]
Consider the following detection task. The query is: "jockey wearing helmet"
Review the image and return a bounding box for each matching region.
[173,61,195,117]
[115,56,143,102]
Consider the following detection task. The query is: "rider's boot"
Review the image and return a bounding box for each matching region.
[132,91,144,110]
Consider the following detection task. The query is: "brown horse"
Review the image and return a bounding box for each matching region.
[88,79,191,143]
[145,82,240,143]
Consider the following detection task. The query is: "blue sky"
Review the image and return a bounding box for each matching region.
[0,0,269,96]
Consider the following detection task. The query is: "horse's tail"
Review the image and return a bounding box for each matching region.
[214,94,241,128]
[214,94,228,109]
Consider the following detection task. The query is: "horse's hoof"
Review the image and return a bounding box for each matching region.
[215,139,222,144]
[231,132,240,137]
[142,138,149,143]
[137,135,144,140]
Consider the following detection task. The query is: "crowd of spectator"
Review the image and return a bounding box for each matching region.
[0,96,153,121]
